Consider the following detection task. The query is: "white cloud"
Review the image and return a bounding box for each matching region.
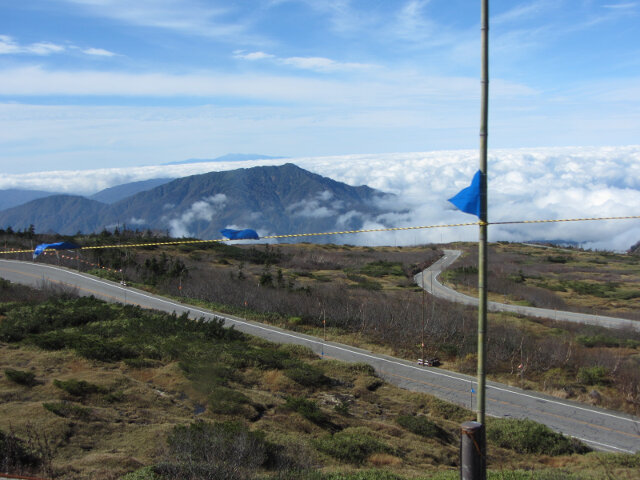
[233,50,274,60]
[234,49,375,72]
[0,34,117,58]
[0,35,65,56]
[58,0,256,42]
[167,194,227,237]
[82,47,117,57]
[602,2,639,9]
[280,56,374,72]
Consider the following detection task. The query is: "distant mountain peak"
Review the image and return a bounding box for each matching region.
[164,153,286,166]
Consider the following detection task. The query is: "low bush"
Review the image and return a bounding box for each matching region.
[577,366,609,386]
[487,418,590,456]
[53,378,106,397]
[396,414,446,440]
[283,363,328,388]
[0,429,42,474]
[208,386,251,415]
[120,466,160,480]
[428,398,474,422]
[345,274,382,291]
[314,428,393,464]
[576,334,620,348]
[43,401,93,420]
[358,261,405,277]
[4,368,37,387]
[162,420,266,480]
[284,396,326,425]
[75,337,138,362]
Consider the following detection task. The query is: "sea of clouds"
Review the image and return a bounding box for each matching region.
[2,145,639,251]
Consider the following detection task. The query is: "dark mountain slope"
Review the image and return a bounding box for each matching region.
[0,164,396,238]
[0,189,58,211]
[90,178,174,204]
[109,163,393,238]
[0,195,108,234]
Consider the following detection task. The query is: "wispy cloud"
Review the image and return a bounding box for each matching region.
[58,0,257,42]
[0,35,65,55]
[82,47,117,57]
[233,50,274,61]
[234,50,375,72]
[0,35,117,58]
[602,2,639,9]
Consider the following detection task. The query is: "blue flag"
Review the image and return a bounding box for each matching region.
[448,170,482,217]
[220,228,259,240]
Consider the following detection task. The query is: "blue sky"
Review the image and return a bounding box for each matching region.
[1,0,639,174]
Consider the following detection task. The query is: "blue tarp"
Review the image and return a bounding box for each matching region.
[33,241,80,259]
[220,229,260,240]
[448,170,483,218]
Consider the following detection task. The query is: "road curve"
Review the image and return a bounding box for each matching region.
[1,259,639,454]
[415,250,640,331]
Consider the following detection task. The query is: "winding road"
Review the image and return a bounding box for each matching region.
[414,249,640,331]
[1,258,639,454]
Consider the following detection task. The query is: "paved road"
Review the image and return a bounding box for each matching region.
[1,259,639,454]
[415,250,640,331]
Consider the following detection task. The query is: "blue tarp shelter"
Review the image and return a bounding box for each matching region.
[33,241,80,259]
[220,229,260,240]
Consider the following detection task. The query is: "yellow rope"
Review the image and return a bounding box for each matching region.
[0,215,638,255]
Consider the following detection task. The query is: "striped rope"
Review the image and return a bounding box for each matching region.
[0,215,638,255]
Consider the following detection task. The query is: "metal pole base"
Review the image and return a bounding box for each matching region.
[461,421,486,480]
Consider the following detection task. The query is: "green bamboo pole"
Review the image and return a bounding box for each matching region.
[477,1,489,477]
[477,0,489,428]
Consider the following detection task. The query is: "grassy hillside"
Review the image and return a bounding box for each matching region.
[2,281,640,479]
[2,228,639,415]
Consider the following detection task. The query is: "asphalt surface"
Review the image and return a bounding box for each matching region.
[414,249,640,331]
[1,258,639,454]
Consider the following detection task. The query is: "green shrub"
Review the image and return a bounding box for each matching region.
[359,261,405,277]
[239,346,291,370]
[284,396,326,425]
[208,386,251,415]
[4,368,37,386]
[120,466,161,480]
[396,414,446,440]
[283,363,328,388]
[547,256,570,264]
[75,337,138,362]
[53,378,106,397]
[577,366,609,386]
[334,400,350,416]
[30,330,78,350]
[162,420,266,479]
[347,363,376,376]
[487,418,589,456]
[0,429,42,473]
[576,334,620,348]
[345,274,383,290]
[43,401,93,420]
[428,398,474,422]
[314,428,392,464]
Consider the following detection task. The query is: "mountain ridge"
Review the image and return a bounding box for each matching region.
[0,164,396,239]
